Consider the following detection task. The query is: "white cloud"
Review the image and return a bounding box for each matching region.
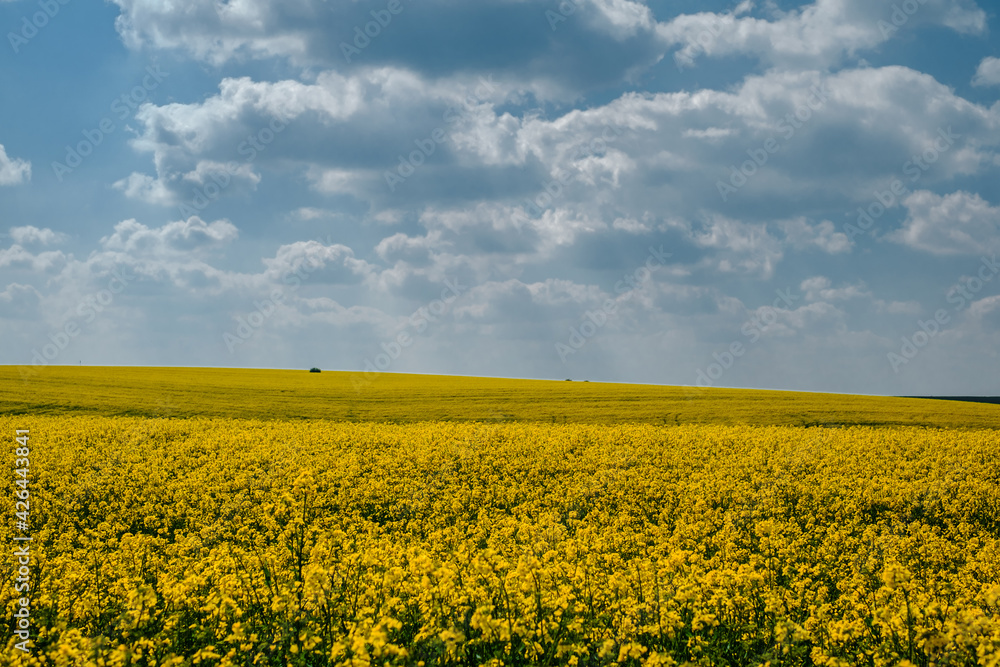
[111,0,311,66]
[667,214,785,279]
[100,217,239,255]
[108,0,988,88]
[800,276,869,302]
[0,144,30,186]
[8,226,68,246]
[182,160,262,188]
[292,207,336,221]
[375,232,446,264]
[116,62,1000,243]
[660,0,987,70]
[425,65,997,215]
[7,0,998,394]
[308,168,364,196]
[779,218,850,254]
[891,190,1000,255]
[587,0,659,40]
[261,241,374,285]
[121,68,500,204]
[972,56,1000,87]
[108,0,668,97]
[0,246,68,272]
[113,173,176,206]
[611,216,653,234]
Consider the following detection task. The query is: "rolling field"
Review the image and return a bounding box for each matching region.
[1,368,999,666]
[3,366,1000,428]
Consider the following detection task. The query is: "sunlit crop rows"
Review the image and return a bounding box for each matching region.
[2,416,999,666]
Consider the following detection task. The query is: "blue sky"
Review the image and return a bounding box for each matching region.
[1,0,998,395]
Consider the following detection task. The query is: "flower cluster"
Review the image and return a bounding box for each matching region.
[1,417,998,666]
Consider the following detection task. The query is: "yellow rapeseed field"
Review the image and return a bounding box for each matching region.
[1,411,998,666]
[3,366,1000,429]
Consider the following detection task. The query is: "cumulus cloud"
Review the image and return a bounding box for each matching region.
[779,218,850,254]
[0,144,30,186]
[119,69,489,205]
[4,0,999,394]
[667,214,784,279]
[111,0,314,65]
[972,56,1000,87]
[375,231,446,266]
[107,0,988,97]
[112,173,176,206]
[109,0,667,98]
[100,217,239,255]
[800,276,869,302]
[428,65,993,214]
[890,190,1000,255]
[0,246,68,272]
[261,241,374,285]
[8,226,68,246]
[660,0,987,70]
[115,61,1000,245]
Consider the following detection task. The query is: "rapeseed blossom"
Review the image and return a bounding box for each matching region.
[0,416,997,666]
